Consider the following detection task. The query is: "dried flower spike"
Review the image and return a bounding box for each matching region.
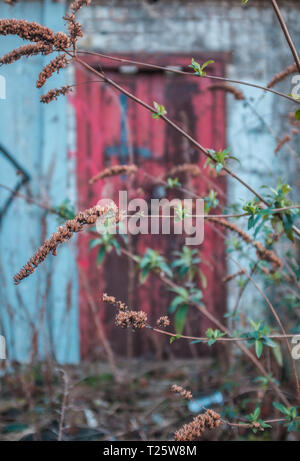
[64,13,83,47]
[0,19,54,43]
[171,384,193,400]
[168,164,201,178]
[0,19,70,50]
[115,310,148,330]
[208,83,245,100]
[70,0,92,14]
[36,54,68,88]
[89,164,138,184]
[0,42,52,66]
[102,293,128,311]
[103,293,147,329]
[156,316,170,328]
[14,203,118,284]
[211,218,283,269]
[222,270,245,283]
[174,410,221,441]
[267,63,297,88]
[274,134,291,154]
[40,86,72,104]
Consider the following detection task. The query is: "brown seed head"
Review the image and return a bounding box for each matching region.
[115,310,147,329]
[168,163,201,178]
[156,316,170,328]
[36,54,68,88]
[174,410,221,441]
[208,83,245,100]
[14,203,118,284]
[89,164,138,184]
[0,42,52,65]
[40,85,72,103]
[171,384,193,400]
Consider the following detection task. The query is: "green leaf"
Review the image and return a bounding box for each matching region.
[152,101,167,119]
[199,271,207,289]
[253,406,260,420]
[207,338,216,346]
[89,238,102,249]
[160,263,173,278]
[201,60,215,71]
[295,110,300,121]
[189,58,214,77]
[113,239,121,255]
[174,305,188,334]
[140,267,150,284]
[169,295,184,313]
[170,334,182,344]
[262,336,276,348]
[216,163,223,173]
[282,212,294,242]
[272,343,283,367]
[273,402,290,416]
[167,177,181,188]
[255,340,263,358]
[259,420,272,429]
[97,246,106,267]
[287,421,298,432]
[190,339,204,344]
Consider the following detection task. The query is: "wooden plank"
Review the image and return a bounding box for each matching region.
[0,1,79,364]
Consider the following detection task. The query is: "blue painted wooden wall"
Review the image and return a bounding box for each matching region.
[0,1,79,363]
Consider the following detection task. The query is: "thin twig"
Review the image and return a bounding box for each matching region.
[230,256,300,404]
[271,0,300,74]
[72,55,300,238]
[120,247,290,406]
[76,50,300,106]
[58,368,69,441]
[151,326,296,342]
[79,268,121,383]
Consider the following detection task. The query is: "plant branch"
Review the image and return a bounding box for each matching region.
[73,55,300,238]
[77,50,300,106]
[230,256,300,404]
[120,247,290,406]
[271,0,300,74]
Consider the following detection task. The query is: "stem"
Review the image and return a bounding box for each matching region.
[58,369,69,441]
[77,50,300,106]
[73,55,300,238]
[79,268,121,383]
[2,182,298,221]
[230,256,300,404]
[271,0,300,74]
[0,183,64,218]
[152,327,296,342]
[120,247,290,406]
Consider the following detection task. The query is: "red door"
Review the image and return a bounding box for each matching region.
[73,54,227,359]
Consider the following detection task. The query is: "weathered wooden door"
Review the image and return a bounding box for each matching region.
[73,54,227,359]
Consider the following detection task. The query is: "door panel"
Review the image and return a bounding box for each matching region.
[73,55,227,358]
